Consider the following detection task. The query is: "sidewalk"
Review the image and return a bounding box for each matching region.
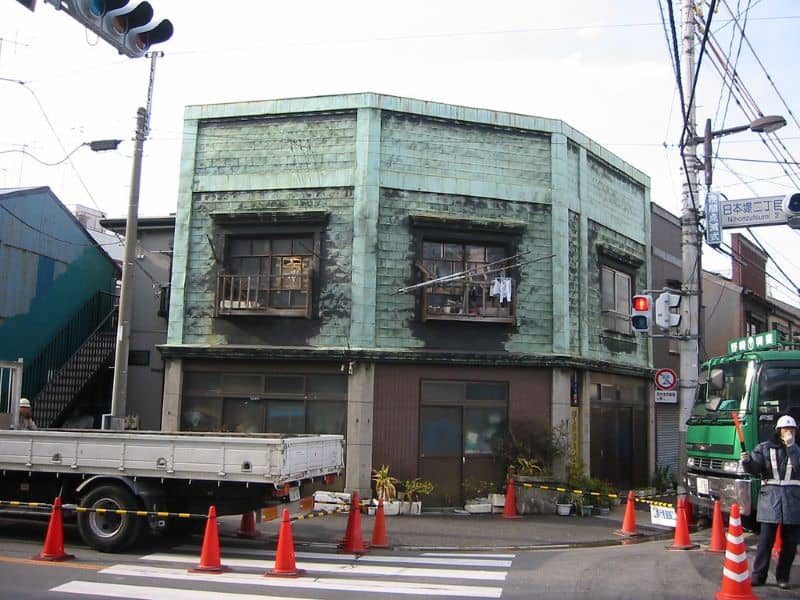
[217,505,680,552]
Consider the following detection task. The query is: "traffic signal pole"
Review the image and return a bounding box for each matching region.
[678,0,701,484]
[109,106,147,423]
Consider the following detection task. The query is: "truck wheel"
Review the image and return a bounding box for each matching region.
[77,484,144,553]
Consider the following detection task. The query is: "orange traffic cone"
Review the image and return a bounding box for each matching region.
[339,491,367,554]
[32,497,74,562]
[684,496,695,528]
[236,511,261,539]
[190,505,229,573]
[706,500,726,553]
[614,490,642,537]
[266,509,305,577]
[772,523,782,558]
[715,503,758,600]
[501,479,520,519]
[370,498,390,548]
[667,498,699,551]
[339,491,357,548]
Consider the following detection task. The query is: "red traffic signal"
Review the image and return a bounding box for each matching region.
[631,294,652,333]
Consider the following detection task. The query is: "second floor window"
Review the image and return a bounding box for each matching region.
[217,236,314,317]
[419,240,514,323]
[601,265,631,334]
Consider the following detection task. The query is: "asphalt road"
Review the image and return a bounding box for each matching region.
[0,515,796,599]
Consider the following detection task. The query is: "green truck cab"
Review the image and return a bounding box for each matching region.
[684,331,800,526]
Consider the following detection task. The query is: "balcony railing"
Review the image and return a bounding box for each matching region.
[216,272,311,317]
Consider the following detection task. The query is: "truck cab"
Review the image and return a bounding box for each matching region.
[684,331,800,526]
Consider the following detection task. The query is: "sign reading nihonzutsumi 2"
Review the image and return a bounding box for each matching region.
[727,331,782,354]
[719,195,786,228]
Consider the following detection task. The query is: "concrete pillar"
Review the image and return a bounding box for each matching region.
[551,368,572,480]
[160,358,183,431]
[345,361,374,496]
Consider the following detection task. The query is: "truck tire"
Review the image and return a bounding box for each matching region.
[77,484,144,553]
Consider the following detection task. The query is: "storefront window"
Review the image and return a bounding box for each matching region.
[181,370,347,435]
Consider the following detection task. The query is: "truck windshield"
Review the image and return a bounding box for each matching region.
[692,360,753,415]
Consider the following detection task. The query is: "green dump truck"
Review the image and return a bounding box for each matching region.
[684,331,800,527]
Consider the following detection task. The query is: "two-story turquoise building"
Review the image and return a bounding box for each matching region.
[161,93,653,503]
[0,187,119,427]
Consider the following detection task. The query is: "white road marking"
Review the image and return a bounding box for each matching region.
[173,545,513,567]
[421,552,516,558]
[142,552,506,580]
[100,563,504,598]
[51,581,314,600]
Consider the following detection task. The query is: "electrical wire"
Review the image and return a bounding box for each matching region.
[0,144,88,167]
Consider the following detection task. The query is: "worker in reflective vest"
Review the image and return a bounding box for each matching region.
[741,414,800,590]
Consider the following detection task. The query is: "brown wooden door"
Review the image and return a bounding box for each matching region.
[419,405,462,506]
[419,404,507,506]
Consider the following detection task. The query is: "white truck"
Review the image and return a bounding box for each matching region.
[0,429,344,552]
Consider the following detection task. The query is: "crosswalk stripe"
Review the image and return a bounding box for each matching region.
[51,581,314,600]
[172,546,513,567]
[141,552,506,580]
[101,563,504,598]
[422,552,516,559]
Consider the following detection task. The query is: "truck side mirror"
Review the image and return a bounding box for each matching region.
[709,368,725,392]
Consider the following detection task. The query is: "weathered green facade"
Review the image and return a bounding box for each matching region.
[162,94,653,497]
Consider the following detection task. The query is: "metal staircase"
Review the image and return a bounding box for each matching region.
[22,292,117,428]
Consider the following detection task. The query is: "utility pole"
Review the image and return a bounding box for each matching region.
[678,0,700,481]
[109,106,147,424]
[108,52,162,425]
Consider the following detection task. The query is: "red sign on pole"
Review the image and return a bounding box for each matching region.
[654,368,678,391]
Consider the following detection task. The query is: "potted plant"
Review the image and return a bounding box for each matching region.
[572,492,593,517]
[556,492,573,516]
[372,464,400,515]
[403,478,434,515]
[589,479,618,515]
[462,477,493,513]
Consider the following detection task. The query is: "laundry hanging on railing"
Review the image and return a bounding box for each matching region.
[490,277,513,303]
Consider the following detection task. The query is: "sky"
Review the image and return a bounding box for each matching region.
[1,0,799,307]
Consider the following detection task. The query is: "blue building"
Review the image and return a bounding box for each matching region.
[0,187,119,427]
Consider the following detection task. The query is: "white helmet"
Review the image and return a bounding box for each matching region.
[18,398,31,409]
[776,415,797,429]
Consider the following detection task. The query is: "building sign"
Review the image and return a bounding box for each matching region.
[650,504,676,527]
[655,390,678,404]
[719,195,786,228]
[705,191,722,247]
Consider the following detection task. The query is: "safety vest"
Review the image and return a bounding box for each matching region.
[765,447,800,487]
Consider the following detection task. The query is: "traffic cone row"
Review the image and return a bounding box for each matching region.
[190,505,229,573]
[715,503,758,600]
[666,498,699,551]
[236,510,261,539]
[706,500,726,554]
[501,479,520,519]
[339,491,368,554]
[614,490,642,537]
[266,509,305,577]
[370,498,390,548]
[772,523,782,558]
[32,497,75,562]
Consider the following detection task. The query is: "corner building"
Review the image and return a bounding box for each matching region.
[161,93,654,504]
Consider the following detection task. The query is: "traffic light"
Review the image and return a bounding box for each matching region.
[58,1,173,58]
[631,294,652,333]
[15,0,37,11]
[783,192,800,229]
[654,292,682,331]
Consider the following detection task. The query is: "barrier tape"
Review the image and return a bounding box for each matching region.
[71,507,203,519]
[0,500,52,509]
[290,506,349,522]
[514,481,620,502]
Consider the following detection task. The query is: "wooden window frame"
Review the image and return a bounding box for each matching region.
[600,264,633,335]
[210,212,326,319]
